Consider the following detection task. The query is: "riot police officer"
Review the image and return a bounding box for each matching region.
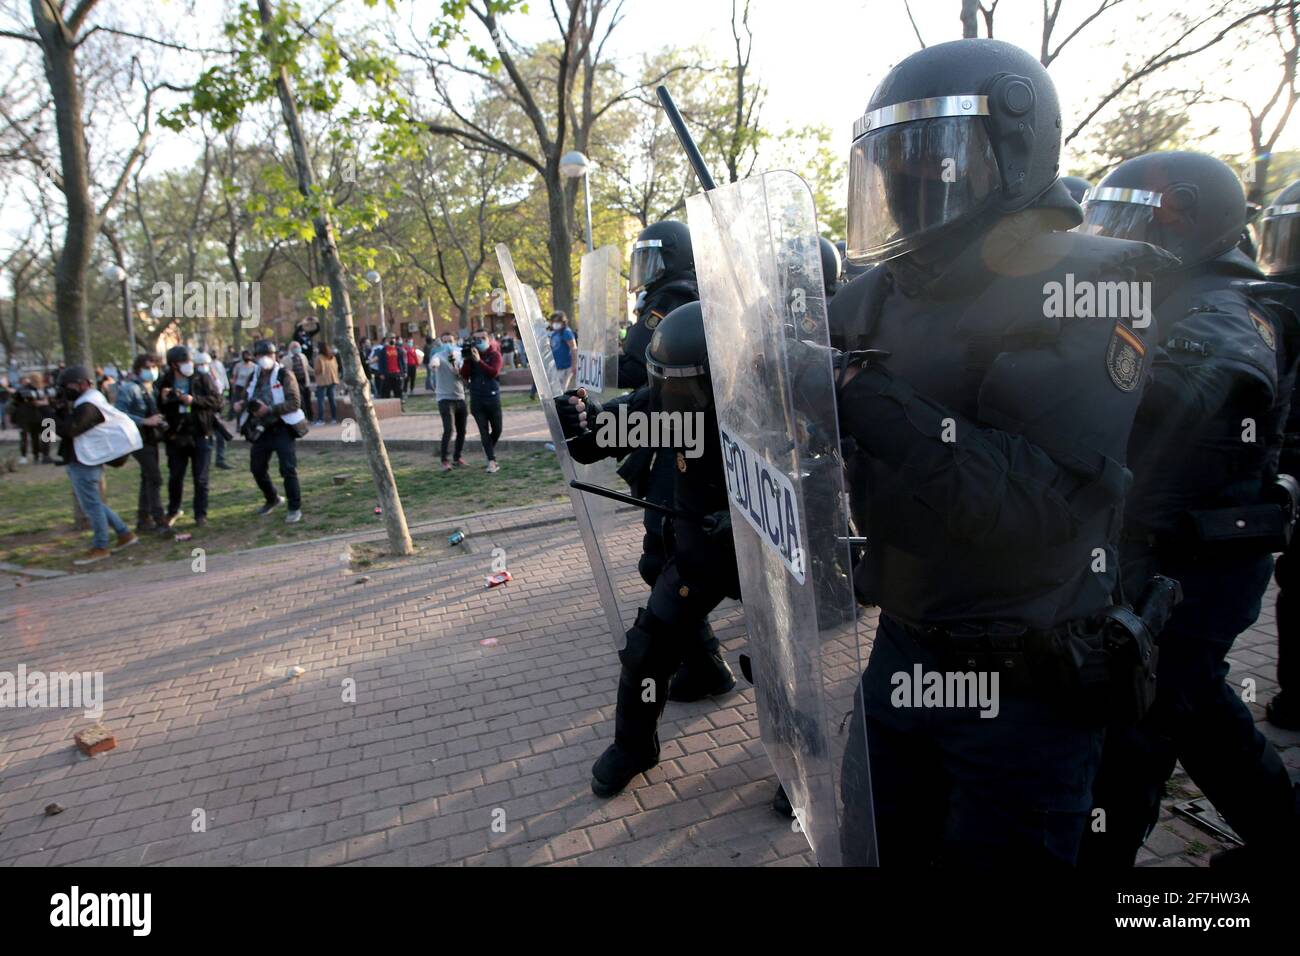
[618,223,701,609]
[829,38,1177,866]
[556,302,739,797]
[1077,152,1300,867]
[1260,180,1300,730]
[1060,175,1093,205]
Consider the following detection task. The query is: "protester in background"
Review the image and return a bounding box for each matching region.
[293,317,320,361]
[232,349,257,403]
[235,340,306,523]
[14,372,54,464]
[313,342,340,425]
[431,331,468,471]
[0,373,10,431]
[460,327,503,473]
[549,311,577,390]
[158,345,222,529]
[379,335,406,401]
[54,365,140,564]
[196,351,233,470]
[499,330,516,369]
[286,341,314,422]
[114,353,168,532]
[404,337,421,394]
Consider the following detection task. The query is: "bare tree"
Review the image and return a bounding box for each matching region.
[5,1,171,369]
[1222,1,1299,200]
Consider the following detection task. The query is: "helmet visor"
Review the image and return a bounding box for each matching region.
[629,240,666,292]
[846,114,999,264]
[646,356,711,416]
[1078,188,1167,246]
[1259,205,1300,276]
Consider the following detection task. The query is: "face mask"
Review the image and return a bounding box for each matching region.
[551,323,562,331]
[140,368,157,383]
[474,339,488,351]
[178,362,195,378]
[197,364,210,374]
[258,356,275,370]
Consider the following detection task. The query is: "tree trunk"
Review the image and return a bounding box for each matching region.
[960,0,979,39]
[545,170,575,316]
[258,0,412,556]
[31,0,95,370]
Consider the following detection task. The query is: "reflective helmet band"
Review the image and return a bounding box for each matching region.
[1084,186,1163,207]
[852,95,990,140]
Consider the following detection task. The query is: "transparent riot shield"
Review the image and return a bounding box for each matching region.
[496,243,638,651]
[686,171,876,866]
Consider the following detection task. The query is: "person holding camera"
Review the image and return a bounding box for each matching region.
[114,353,168,533]
[158,345,222,529]
[234,340,307,523]
[430,331,467,471]
[459,328,503,473]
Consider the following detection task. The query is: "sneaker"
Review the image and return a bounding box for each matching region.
[257,496,284,516]
[312,420,324,427]
[17,456,27,465]
[112,531,139,552]
[453,458,466,468]
[136,519,157,533]
[486,461,500,474]
[160,510,182,528]
[441,461,453,472]
[285,509,303,524]
[73,548,111,566]
[194,516,207,528]
[215,461,233,470]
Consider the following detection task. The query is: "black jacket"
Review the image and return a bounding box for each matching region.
[157,368,223,446]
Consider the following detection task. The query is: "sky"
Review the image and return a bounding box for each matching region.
[1,0,1296,268]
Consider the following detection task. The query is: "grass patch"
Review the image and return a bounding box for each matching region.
[0,443,565,573]
[400,390,538,415]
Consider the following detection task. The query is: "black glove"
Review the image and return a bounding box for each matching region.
[553,388,603,440]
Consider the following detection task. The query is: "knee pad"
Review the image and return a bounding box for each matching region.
[618,607,676,674]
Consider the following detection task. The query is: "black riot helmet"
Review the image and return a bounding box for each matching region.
[645,301,711,415]
[629,220,694,293]
[252,339,277,357]
[165,345,191,366]
[1060,175,1092,204]
[846,39,1065,264]
[1259,180,1300,279]
[819,237,842,298]
[1080,151,1246,267]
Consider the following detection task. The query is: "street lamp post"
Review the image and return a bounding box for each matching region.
[103,264,134,359]
[365,269,386,338]
[559,150,594,253]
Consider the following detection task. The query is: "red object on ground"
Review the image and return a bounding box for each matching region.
[74,724,116,756]
[485,571,512,589]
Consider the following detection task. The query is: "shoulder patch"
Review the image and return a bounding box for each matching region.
[646,311,664,331]
[1106,322,1145,392]
[1249,307,1277,351]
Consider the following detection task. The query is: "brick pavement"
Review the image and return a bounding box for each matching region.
[0,502,1295,867]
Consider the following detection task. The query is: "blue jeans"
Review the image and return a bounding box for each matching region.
[315,384,337,422]
[67,461,129,550]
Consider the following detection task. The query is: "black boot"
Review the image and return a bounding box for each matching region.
[668,621,736,703]
[772,783,795,819]
[1266,690,1300,730]
[592,609,679,798]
